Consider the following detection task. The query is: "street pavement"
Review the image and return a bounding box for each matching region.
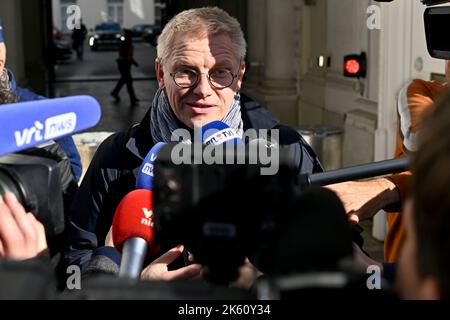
[54,42,158,133]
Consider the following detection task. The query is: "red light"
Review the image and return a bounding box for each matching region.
[345,59,361,75]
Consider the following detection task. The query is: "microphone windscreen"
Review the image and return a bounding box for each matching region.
[200,121,242,146]
[112,189,159,255]
[0,95,101,156]
[136,142,166,190]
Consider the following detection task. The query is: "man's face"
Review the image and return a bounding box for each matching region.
[156,33,245,129]
[0,43,6,74]
[396,199,440,299]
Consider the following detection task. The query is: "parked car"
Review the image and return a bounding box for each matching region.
[142,25,162,47]
[53,26,72,62]
[54,40,72,62]
[131,24,152,42]
[89,23,122,51]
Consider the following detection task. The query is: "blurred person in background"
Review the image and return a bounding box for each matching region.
[397,89,450,300]
[0,19,82,182]
[71,20,88,61]
[327,62,450,263]
[111,29,140,105]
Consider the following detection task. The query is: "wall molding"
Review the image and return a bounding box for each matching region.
[326,70,356,92]
[301,70,326,86]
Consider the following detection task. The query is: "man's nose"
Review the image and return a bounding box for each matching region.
[193,73,213,98]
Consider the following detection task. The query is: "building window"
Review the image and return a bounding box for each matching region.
[107,0,124,26]
[154,0,166,26]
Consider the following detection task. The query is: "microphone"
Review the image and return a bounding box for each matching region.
[112,189,160,279]
[300,156,411,187]
[136,142,167,190]
[200,121,242,146]
[0,96,102,156]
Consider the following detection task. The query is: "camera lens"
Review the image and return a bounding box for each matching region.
[0,167,30,210]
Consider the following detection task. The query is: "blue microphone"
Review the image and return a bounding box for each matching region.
[200,121,243,146]
[0,95,101,156]
[136,142,166,190]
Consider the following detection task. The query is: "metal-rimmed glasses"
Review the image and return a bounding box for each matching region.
[170,67,239,90]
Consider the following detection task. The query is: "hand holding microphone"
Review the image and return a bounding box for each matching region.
[111,189,202,281]
[128,122,242,281]
[141,244,203,282]
[112,189,160,279]
[136,143,203,281]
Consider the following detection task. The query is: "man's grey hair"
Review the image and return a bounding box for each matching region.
[157,7,247,66]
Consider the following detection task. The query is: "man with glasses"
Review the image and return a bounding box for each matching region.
[63,7,322,284]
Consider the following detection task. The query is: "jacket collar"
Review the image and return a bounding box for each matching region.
[6,69,16,91]
[126,93,280,160]
[240,93,279,131]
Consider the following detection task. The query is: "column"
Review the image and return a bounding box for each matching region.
[260,0,299,127]
[263,0,297,94]
[245,0,266,89]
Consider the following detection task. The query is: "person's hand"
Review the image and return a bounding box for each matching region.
[105,226,114,247]
[141,245,203,281]
[230,258,263,290]
[352,243,383,273]
[325,178,400,224]
[0,193,48,260]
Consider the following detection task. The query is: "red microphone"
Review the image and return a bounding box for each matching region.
[112,189,160,279]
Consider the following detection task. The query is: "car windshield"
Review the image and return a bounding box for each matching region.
[134,25,147,30]
[95,23,121,32]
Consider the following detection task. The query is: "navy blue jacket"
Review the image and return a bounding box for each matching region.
[8,70,83,181]
[63,94,323,270]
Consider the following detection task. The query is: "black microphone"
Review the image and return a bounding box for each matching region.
[299,156,411,187]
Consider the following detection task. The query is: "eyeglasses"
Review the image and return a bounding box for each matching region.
[170,68,239,90]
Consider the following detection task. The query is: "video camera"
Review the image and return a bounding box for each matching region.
[375,0,450,59]
[0,148,71,238]
[375,0,450,5]
[152,143,409,285]
[152,143,297,284]
[421,0,450,5]
[0,96,101,240]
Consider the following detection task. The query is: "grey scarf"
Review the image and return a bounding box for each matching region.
[0,68,11,91]
[150,89,244,143]
[0,69,19,104]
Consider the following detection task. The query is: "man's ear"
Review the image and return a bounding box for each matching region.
[155,58,165,89]
[236,62,246,91]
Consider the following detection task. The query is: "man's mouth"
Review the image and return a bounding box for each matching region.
[186,103,215,114]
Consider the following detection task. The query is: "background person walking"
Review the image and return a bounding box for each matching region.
[111,29,139,105]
